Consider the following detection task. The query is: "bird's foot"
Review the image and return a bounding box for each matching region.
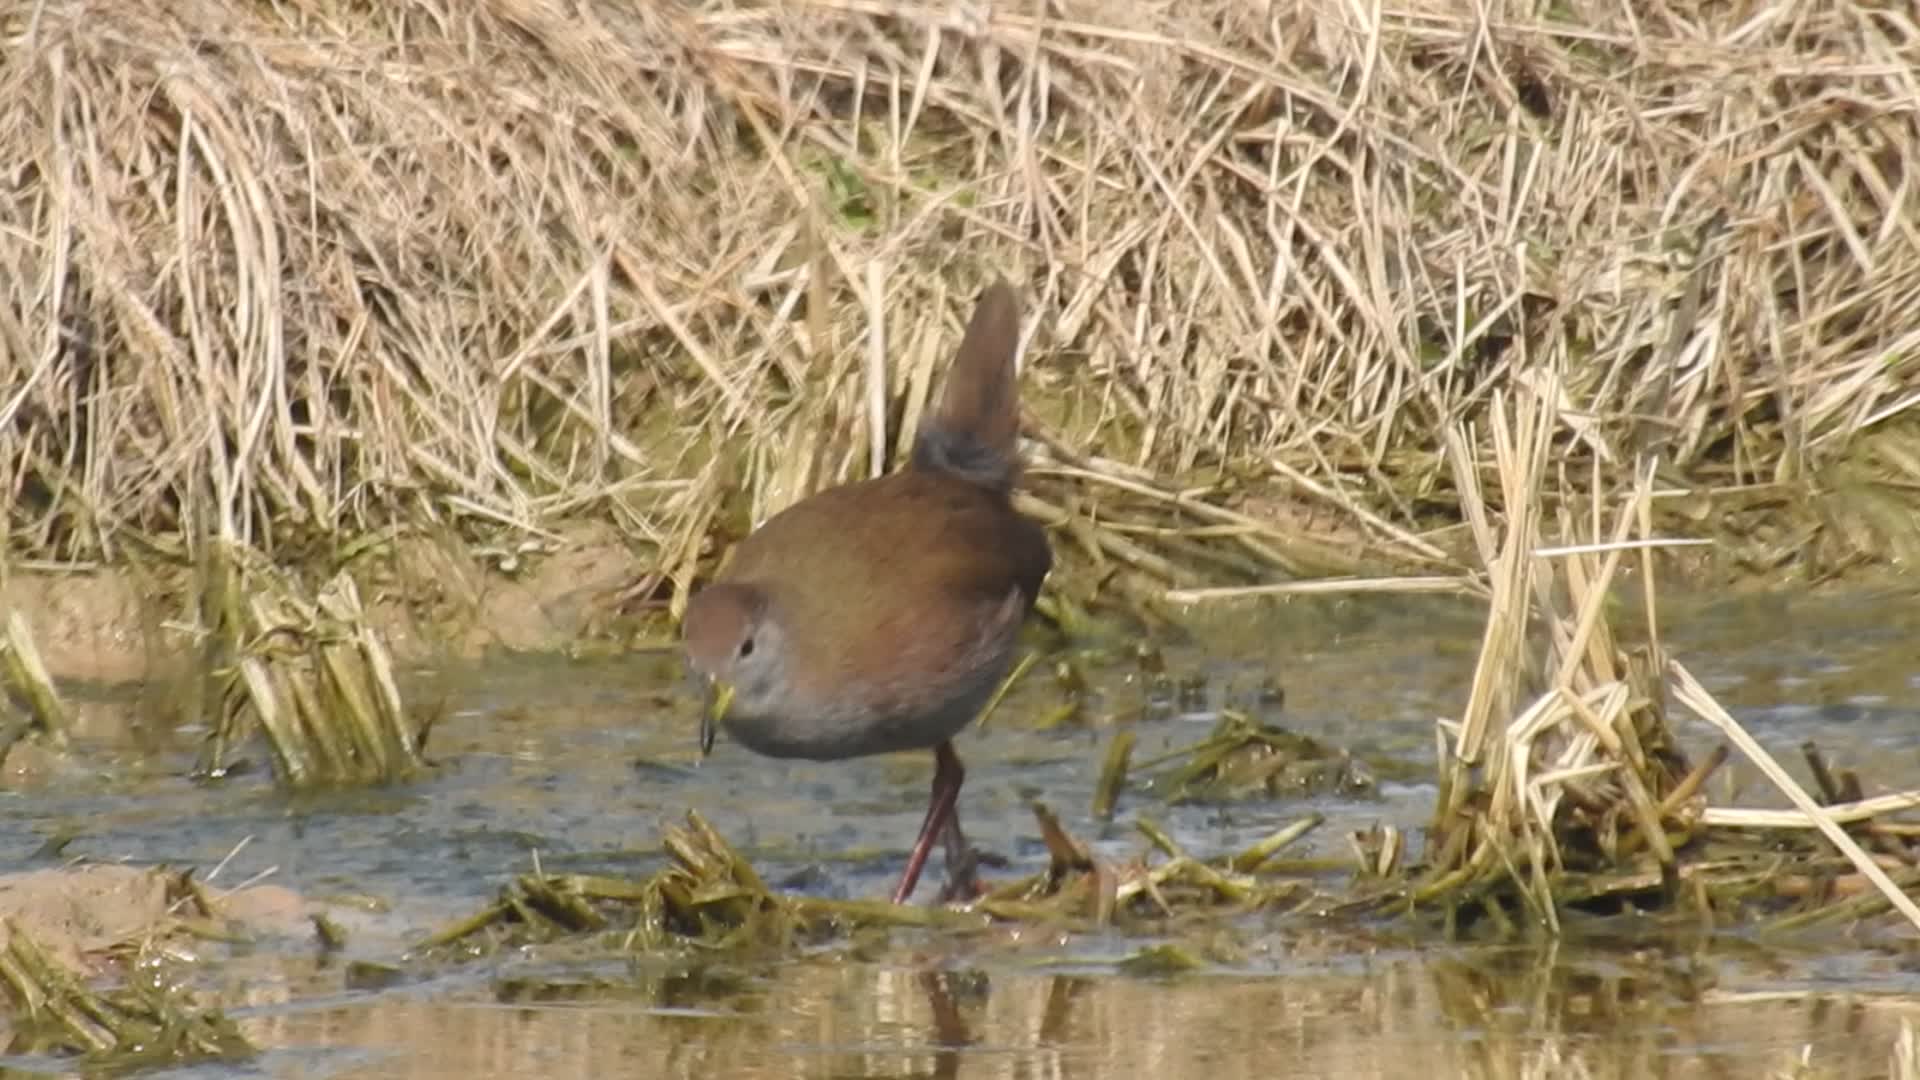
[937,863,985,904]
[937,845,1008,903]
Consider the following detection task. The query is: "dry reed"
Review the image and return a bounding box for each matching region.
[0,0,1913,614]
[1377,367,1920,934]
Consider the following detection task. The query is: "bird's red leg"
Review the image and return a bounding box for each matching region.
[891,741,965,904]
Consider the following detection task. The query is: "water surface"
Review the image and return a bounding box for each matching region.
[4,587,1918,1078]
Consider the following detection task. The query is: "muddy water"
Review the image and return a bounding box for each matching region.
[5,587,1919,1078]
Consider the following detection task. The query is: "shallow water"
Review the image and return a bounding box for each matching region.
[4,586,1919,1078]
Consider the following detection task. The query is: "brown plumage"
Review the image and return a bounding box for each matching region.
[681,278,1050,904]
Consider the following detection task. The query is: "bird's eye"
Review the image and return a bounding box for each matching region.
[738,637,755,659]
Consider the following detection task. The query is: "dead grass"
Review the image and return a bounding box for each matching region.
[1355,368,1920,936]
[0,0,1915,608]
[0,0,1915,938]
[190,541,430,786]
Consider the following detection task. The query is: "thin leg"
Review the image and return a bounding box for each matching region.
[891,741,965,904]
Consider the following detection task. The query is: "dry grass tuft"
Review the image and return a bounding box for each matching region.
[192,542,428,786]
[1365,371,1920,934]
[0,611,71,751]
[0,921,253,1067]
[1371,373,1698,931]
[420,809,979,956]
[1,0,1915,608]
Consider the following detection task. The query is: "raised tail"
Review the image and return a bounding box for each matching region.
[912,278,1024,492]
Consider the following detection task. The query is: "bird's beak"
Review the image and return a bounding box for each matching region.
[700,680,734,760]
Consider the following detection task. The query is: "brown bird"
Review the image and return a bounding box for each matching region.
[682,278,1050,903]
